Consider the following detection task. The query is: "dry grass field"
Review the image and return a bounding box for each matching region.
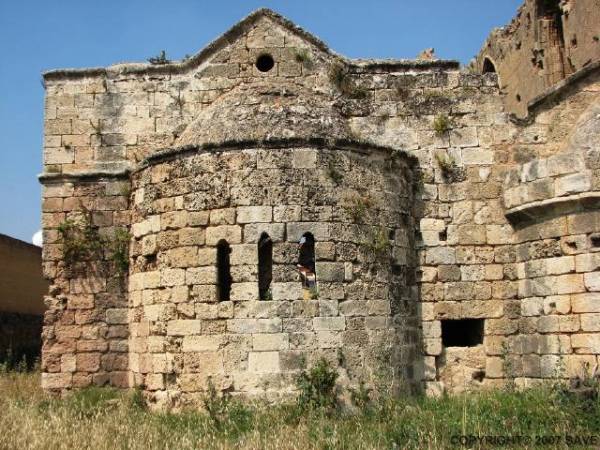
[1,368,600,449]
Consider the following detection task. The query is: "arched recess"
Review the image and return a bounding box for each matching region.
[482,57,496,74]
[297,232,316,297]
[216,240,232,301]
[258,232,273,300]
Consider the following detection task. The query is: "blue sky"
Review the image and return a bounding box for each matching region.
[0,0,521,243]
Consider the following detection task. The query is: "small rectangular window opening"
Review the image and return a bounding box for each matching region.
[441,319,484,347]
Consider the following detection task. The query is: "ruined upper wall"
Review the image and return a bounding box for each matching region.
[475,0,600,117]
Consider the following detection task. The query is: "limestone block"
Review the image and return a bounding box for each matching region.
[486,225,513,245]
[166,246,198,268]
[166,320,202,336]
[485,357,504,378]
[142,271,161,289]
[545,256,575,275]
[244,223,285,243]
[45,148,75,164]
[237,206,272,223]
[196,302,233,319]
[537,316,560,333]
[197,248,217,266]
[160,268,186,287]
[231,282,259,301]
[462,148,493,165]
[315,242,336,260]
[161,211,188,230]
[182,335,224,352]
[230,244,257,266]
[42,373,72,390]
[551,274,585,295]
[564,355,597,377]
[183,351,224,375]
[292,149,317,169]
[554,172,592,197]
[178,228,205,246]
[450,127,478,148]
[580,314,600,332]
[253,333,289,351]
[542,295,571,315]
[106,308,128,324]
[248,352,281,373]
[210,208,236,225]
[271,282,303,301]
[61,354,77,373]
[540,355,562,378]
[584,272,600,291]
[313,317,346,331]
[424,338,442,356]
[575,253,600,272]
[422,321,441,338]
[460,265,485,281]
[185,267,217,285]
[547,154,584,177]
[286,222,330,242]
[425,247,456,265]
[205,225,242,245]
[572,332,600,354]
[273,206,301,222]
[315,262,345,282]
[521,297,544,317]
[227,318,282,334]
[522,354,541,377]
[76,353,101,372]
[558,315,580,332]
[189,211,210,226]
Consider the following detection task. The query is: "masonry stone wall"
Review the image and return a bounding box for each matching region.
[127,145,417,406]
[475,0,600,117]
[39,6,600,402]
[41,178,130,390]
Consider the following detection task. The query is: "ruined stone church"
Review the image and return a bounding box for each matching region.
[40,0,600,407]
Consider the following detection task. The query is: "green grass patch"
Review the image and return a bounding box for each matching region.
[1,372,599,449]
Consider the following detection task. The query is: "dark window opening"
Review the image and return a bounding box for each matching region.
[538,0,561,18]
[472,370,486,382]
[516,94,522,102]
[439,229,447,242]
[441,319,484,347]
[482,58,496,74]
[590,233,600,248]
[216,240,232,301]
[258,232,273,300]
[256,54,275,72]
[297,232,316,291]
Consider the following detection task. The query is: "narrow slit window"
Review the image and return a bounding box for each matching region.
[297,232,316,298]
[216,240,232,301]
[258,232,273,300]
[441,319,484,347]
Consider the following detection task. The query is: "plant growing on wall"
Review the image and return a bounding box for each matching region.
[328,62,369,99]
[327,161,344,185]
[361,226,392,264]
[432,114,451,136]
[148,50,170,65]
[58,209,131,278]
[295,358,338,411]
[342,192,374,223]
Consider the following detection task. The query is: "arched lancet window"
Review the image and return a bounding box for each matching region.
[216,240,232,301]
[258,232,273,301]
[297,232,316,296]
[482,57,496,74]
